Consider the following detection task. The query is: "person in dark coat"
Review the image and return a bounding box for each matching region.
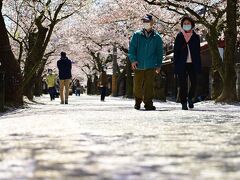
[98,68,108,101]
[75,79,81,96]
[173,16,202,110]
[57,52,72,104]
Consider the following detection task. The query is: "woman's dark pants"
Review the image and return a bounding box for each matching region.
[100,87,107,101]
[178,64,197,104]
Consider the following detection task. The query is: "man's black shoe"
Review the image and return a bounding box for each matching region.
[134,104,140,110]
[182,103,188,110]
[144,105,156,111]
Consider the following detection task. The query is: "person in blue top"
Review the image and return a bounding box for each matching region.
[173,16,202,110]
[128,14,163,110]
[57,52,72,104]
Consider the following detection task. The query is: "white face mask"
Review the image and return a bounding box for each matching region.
[183,25,192,31]
[143,23,152,30]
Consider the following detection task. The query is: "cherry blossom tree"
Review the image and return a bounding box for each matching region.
[0,0,23,106]
[3,0,89,100]
[63,0,175,96]
[217,0,238,102]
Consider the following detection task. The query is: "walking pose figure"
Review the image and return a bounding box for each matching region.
[57,52,72,104]
[128,14,163,110]
[173,16,202,110]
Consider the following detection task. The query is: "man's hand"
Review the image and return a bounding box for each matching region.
[156,67,161,74]
[131,61,138,70]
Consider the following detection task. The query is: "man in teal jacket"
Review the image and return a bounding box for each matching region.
[128,14,163,110]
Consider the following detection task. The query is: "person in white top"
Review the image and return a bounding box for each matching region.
[173,16,202,110]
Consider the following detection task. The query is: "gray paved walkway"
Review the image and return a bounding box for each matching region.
[0,95,240,180]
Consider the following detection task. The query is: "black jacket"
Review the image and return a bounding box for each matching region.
[173,31,202,74]
[57,57,72,80]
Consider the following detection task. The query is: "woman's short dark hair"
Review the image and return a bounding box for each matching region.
[181,16,195,28]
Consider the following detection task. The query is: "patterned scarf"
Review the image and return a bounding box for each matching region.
[181,29,193,43]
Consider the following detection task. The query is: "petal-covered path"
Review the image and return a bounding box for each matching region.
[0,95,240,180]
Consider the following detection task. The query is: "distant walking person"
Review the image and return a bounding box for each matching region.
[98,68,108,101]
[46,69,57,101]
[57,52,72,104]
[173,16,202,110]
[75,79,81,96]
[128,14,163,110]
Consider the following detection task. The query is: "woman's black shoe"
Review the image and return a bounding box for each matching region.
[182,103,188,110]
[144,105,156,111]
[188,99,194,109]
[134,104,140,110]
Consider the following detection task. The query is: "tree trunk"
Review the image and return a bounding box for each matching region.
[117,68,126,96]
[23,28,48,100]
[205,27,224,99]
[0,1,23,106]
[216,0,238,102]
[87,75,92,95]
[93,74,98,95]
[33,65,45,97]
[33,57,50,97]
[23,10,58,100]
[34,78,43,97]
[112,45,118,97]
[125,59,133,98]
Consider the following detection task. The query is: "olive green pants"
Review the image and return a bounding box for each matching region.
[134,69,155,106]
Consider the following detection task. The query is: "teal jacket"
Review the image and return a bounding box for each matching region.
[128,29,163,69]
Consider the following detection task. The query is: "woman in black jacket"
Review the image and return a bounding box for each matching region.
[173,16,202,110]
